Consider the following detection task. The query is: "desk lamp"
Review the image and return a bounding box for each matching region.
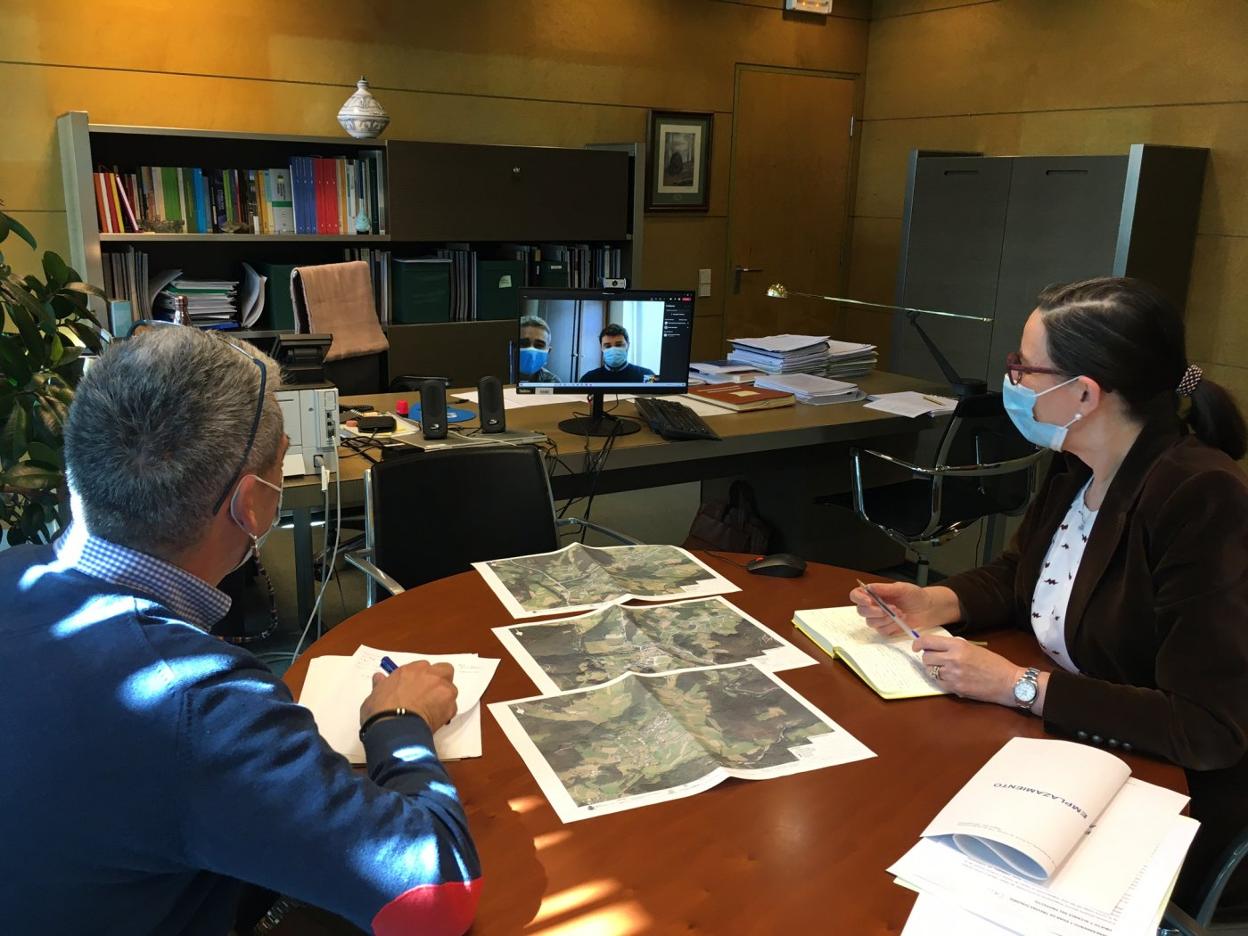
[765,283,992,399]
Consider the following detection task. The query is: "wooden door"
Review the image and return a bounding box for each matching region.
[725,67,858,341]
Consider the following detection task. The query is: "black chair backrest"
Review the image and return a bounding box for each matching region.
[936,392,1039,520]
[324,354,385,395]
[369,446,561,590]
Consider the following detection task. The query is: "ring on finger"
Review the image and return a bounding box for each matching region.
[928,664,943,681]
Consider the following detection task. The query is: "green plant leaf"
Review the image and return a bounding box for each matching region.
[0,211,37,250]
[1,403,30,462]
[41,251,70,291]
[1,462,62,492]
[25,440,62,469]
[66,319,103,353]
[35,395,68,437]
[19,500,46,542]
[7,303,47,369]
[0,334,32,387]
[62,280,106,299]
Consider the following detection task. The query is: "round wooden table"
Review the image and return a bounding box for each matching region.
[284,554,1186,935]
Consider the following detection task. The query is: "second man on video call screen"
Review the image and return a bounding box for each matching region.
[516,292,695,393]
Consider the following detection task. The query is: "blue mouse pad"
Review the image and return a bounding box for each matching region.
[406,405,475,425]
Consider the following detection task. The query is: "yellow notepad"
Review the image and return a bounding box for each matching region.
[792,605,951,700]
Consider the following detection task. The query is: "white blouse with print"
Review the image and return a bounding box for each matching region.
[1030,479,1097,674]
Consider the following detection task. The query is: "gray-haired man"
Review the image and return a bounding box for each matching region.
[0,327,480,935]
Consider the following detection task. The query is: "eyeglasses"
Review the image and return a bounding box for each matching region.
[1005,351,1067,386]
[212,342,269,514]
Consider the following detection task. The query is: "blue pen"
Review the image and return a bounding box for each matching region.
[856,579,921,640]
[379,656,398,675]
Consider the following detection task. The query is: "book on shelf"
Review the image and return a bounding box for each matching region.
[792,605,950,699]
[91,152,385,237]
[686,383,796,412]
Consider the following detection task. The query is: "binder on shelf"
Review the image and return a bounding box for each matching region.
[475,259,525,321]
[393,258,453,324]
[536,260,570,288]
[254,262,298,331]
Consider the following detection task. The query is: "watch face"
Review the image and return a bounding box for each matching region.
[1014,678,1038,704]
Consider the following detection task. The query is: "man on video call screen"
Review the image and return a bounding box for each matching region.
[578,323,656,384]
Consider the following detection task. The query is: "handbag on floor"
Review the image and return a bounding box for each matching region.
[683,480,774,555]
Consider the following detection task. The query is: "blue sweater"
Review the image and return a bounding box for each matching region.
[0,543,481,935]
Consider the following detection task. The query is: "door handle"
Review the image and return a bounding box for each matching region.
[733,266,763,294]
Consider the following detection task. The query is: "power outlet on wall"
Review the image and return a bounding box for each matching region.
[698,268,712,298]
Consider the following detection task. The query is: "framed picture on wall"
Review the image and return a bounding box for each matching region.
[645,110,713,212]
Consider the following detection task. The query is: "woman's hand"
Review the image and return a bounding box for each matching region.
[848,582,959,637]
[914,634,1036,708]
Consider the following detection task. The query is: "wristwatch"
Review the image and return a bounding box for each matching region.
[1013,667,1040,711]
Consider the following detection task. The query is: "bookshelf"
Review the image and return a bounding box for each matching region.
[56,111,641,333]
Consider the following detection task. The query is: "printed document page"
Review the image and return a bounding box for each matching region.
[493,595,814,695]
[889,813,1198,936]
[923,737,1131,882]
[490,662,874,823]
[475,542,739,618]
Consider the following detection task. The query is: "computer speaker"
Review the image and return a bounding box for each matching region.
[478,376,507,434]
[419,379,448,440]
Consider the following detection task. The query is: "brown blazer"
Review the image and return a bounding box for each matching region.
[942,413,1248,904]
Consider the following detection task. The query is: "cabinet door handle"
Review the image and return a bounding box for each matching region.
[733,266,763,294]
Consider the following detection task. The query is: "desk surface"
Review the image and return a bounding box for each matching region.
[284,555,1185,935]
[283,371,942,507]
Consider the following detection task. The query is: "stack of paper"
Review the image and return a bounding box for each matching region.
[727,334,832,374]
[892,738,1199,936]
[688,360,767,384]
[822,339,879,379]
[298,645,500,762]
[155,277,239,329]
[864,390,958,418]
[753,373,864,405]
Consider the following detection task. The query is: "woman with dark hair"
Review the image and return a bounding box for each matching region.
[850,276,1248,909]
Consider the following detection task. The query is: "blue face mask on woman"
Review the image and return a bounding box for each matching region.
[519,346,548,376]
[602,346,629,369]
[1001,374,1084,452]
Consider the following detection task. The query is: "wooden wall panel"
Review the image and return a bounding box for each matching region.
[0,1,864,298]
[850,0,1248,409]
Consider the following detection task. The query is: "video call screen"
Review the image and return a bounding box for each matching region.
[516,291,695,393]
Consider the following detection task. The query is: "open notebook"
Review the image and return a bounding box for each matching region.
[792,605,951,699]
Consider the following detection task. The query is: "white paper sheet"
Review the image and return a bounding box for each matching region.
[297,649,499,764]
[864,391,958,418]
[281,451,308,477]
[728,334,830,353]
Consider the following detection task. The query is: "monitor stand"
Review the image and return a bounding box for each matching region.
[558,392,642,438]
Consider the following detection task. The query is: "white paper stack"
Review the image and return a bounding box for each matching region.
[821,339,879,379]
[689,359,767,384]
[297,645,500,763]
[753,373,864,405]
[727,334,832,374]
[893,738,1199,936]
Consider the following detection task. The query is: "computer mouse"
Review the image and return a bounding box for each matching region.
[745,553,807,577]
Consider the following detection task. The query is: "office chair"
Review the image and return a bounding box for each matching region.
[820,393,1044,585]
[1160,828,1248,935]
[345,445,640,605]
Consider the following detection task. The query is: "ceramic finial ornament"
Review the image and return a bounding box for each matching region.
[337,76,390,140]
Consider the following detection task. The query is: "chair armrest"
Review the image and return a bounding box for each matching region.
[344,548,405,597]
[855,447,927,475]
[1159,901,1205,936]
[556,517,642,545]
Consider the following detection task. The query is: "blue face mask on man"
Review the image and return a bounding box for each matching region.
[602,346,629,370]
[519,346,548,376]
[1001,374,1084,452]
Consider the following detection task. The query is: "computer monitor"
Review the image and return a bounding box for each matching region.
[516,288,696,437]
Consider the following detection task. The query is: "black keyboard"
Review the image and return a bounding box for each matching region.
[634,397,721,441]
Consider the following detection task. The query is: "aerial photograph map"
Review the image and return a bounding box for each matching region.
[490,662,874,823]
[493,596,813,694]
[474,542,739,617]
